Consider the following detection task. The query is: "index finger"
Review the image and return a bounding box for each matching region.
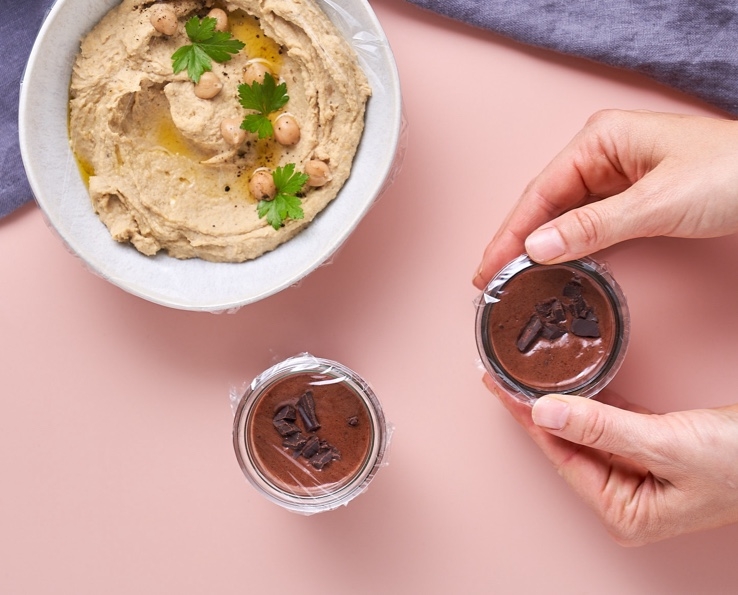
[472,114,635,289]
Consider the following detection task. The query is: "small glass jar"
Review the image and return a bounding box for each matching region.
[475,254,630,403]
[233,353,390,514]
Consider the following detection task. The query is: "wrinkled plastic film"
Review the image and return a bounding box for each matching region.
[291,0,408,276]
[474,254,630,404]
[232,353,393,514]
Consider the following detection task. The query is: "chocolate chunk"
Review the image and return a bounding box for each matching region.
[282,432,307,451]
[273,404,297,423]
[535,298,567,326]
[297,390,321,432]
[273,420,301,436]
[571,317,600,338]
[563,278,583,299]
[301,435,321,459]
[310,447,340,470]
[541,322,565,340]
[570,295,592,319]
[517,315,542,352]
[550,299,567,323]
[535,298,556,319]
[347,416,359,427]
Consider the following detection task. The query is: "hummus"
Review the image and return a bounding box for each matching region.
[69,0,371,262]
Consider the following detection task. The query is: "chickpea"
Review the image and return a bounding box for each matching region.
[304,160,331,187]
[273,114,300,146]
[149,4,178,36]
[206,8,229,32]
[194,71,223,99]
[249,169,277,201]
[242,60,273,86]
[220,117,247,147]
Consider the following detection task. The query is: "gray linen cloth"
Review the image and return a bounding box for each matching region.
[3,0,738,219]
[407,0,738,115]
[1,0,55,219]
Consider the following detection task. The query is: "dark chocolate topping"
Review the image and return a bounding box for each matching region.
[571,317,601,338]
[301,435,321,459]
[517,315,542,352]
[516,275,602,352]
[269,388,344,471]
[273,420,301,436]
[273,404,297,423]
[297,390,321,432]
[282,432,307,451]
[562,278,583,298]
[541,322,566,340]
[310,447,340,470]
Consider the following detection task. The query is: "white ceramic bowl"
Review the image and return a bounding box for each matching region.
[19,0,402,311]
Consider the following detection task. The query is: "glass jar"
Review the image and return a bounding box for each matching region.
[233,353,391,514]
[476,254,630,403]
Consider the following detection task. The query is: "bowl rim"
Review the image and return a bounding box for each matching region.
[19,0,403,311]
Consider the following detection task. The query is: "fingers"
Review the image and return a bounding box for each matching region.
[523,178,666,263]
[473,110,638,287]
[531,394,660,463]
[483,374,597,466]
[475,110,738,286]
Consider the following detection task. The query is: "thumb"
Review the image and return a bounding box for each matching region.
[531,394,658,461]
[523,185,662,264]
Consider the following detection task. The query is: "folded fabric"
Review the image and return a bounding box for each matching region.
[1,0,55,220]
[407,0,738,116]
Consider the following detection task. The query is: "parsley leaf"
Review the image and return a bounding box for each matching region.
[171,16,245,83]
[238,73,289,138]
[257,164,310,230]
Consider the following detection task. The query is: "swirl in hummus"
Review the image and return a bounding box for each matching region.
[69,0,371,262]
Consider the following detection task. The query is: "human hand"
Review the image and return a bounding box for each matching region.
[485,376,738,545]
[473,110,738,289]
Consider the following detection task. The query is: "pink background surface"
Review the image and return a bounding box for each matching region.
[3,1,738,592]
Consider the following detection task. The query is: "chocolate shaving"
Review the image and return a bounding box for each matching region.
[517,315,543,352]
[550,300,567,323]
[536,297,567,324]
[571,317,601,338]
[515,274,603,351]
[273,420,301,436]
[570,295,591,319]
[310,447,340,470]
[297,390,321,432]
[563,278,582,299]
[282,432,307,451]
[301,435,321,459]
[269,389,342,471]
[541,322,565,340]
[535,298,555,319]
[273,404,297,423]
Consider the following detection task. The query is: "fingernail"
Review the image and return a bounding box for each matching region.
[525,227,566,262]
[532,397,570,430]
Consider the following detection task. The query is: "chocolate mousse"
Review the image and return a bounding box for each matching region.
[233,355,389,512]
[247,372,372,495]
[476,256,629,399]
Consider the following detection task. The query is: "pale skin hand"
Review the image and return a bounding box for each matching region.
[485,378,738,546]
[474,109,738,544]
[472,109,738,289]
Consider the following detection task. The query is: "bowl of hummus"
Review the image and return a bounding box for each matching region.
[19,0,402,311]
